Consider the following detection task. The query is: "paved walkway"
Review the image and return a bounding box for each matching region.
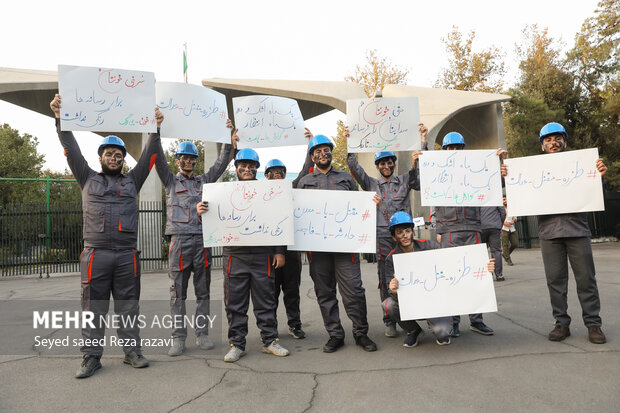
[1,243,619,412]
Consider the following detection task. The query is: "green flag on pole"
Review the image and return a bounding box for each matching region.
[183,44,188,83]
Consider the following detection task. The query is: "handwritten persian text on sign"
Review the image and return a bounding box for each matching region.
[201,180,294,247]
[503,148,604,217]
[346,97,420,153]
[233,95,306,148]
[393,244,497,320]
[58,65,156,133]
[156,82,229,143]
[419,150,502,207]
[289,189,376,253]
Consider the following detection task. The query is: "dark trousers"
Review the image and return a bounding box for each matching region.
[540,237,601,327]
[481,228,503,277]
[501,230,518,260]
[274,250,302,329]
[308,251,369,339]
[79,248,141,356]
[382,296,452,338]
[377,237,396,326]
[223,253,279,350]
[440,231,483,325]
[168,234,212,339]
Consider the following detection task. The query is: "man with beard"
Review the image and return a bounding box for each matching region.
[199,148,290,362]
[297,135,377,353]
[345,124,427,338]
[50,94,162,378]
[153,121,236,356]
[501,122,607,344]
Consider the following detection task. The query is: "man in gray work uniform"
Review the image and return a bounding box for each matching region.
[345,124,426,338]
[199,148,290,362]
[153,122,235,356]
[480,205,506,281]
[297,134,377,353]
[502,122,607,344]
[50,94,162,378]
[424,131,501,337]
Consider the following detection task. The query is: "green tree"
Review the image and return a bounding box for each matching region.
[436,27,506,93]
[0,124,45,204]
[337,50,410,172]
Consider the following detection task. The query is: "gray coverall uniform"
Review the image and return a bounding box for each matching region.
[153,141,232,340]
[347,153,420,327]
[382,241,453,339]
[297,167,370,340]
[223,245,286,350]
[56,118,160,357]
[480,206,506,278]
[538,213,602,328]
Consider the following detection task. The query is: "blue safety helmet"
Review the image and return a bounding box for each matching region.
[374,151,397,165]
[234,148,260,168]
[264,159,287,174]
[389,211,414,235]
[539,122,568,144]
[442,132,466,149]
[98,135,126,157]
[175,141,199,157]
[308,134,334,156]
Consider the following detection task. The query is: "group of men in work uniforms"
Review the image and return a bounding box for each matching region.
[50,94,609,379]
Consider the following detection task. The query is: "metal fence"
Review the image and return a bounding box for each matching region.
[0,201,223,277]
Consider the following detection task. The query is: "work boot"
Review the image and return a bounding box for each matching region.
[322,336,345,353]
[384,324,397,338]
[354,334,377,352]
[224,345,246,363]
[288,326,306,339]
[505,257,514,266]
[262,339,290,357]
[451,322,460,337]
[587,326,606,344]
[168,338,185,356]
[75,355,101,379]
[470,322,494,335]
[123,351,149,368]
[196,335,214,350]
[548,324,570,342]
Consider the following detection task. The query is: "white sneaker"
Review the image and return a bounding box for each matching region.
[168,338,185,357]
[224,345,246,363]
[262,339,290,357]
[196,335,214,350]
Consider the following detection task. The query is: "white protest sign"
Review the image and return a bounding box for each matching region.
[233,95,306,148]
[419,150,502,207]
[504,148,604,217]
[289,189,376,253]
[346,97,420,153]
[156,82,229,143]
[201,180,294,247]
[58,65,156,133]
[393,243,497,320]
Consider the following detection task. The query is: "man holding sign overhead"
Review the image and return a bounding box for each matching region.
[501,122,608,344]
[152,121,236,357]
[297,135,377,353]
[345,124,427,338]
[50,94,162,378]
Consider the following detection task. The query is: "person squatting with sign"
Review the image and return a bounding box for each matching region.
[383,212,496,347]
[297,135,378,353]
[198,148,290,362]
[50,94,161,379]
[152,120,237,356]
[345,123,427,338]
[416,127,506,338]
[500,122,607,344]
[480,205,507,281]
